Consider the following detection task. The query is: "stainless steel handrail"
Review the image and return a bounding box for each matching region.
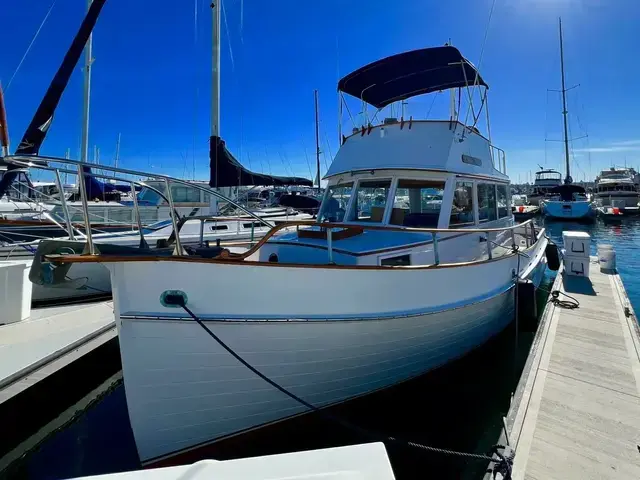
[3,154,275,255]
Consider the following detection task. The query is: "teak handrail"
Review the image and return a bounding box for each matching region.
[43,220,540,271]
[225,219,533,261]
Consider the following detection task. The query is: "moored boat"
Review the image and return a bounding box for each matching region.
[43,42,549,465]
[594,167,640,211]
[541,19,594,221]
[528,169,562,206]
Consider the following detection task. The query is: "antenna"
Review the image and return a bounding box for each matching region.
[314,90,321,194]
[65,148,70,183]
[114,132,121,170]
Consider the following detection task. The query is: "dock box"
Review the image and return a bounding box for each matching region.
[562,231,590,258]
[0,261,32,324]
[564,255,590,278]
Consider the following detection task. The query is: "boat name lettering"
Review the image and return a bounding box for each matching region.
[461,155,482,166]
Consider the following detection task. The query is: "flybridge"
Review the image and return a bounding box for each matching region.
[333,46,506,177]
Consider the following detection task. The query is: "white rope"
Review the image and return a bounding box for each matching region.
[5,0,58,92]
[220,0,235,71]
[462,0,497,129]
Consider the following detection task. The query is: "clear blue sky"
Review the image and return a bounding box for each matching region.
[2,0,639,184]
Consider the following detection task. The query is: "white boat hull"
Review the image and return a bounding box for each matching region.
[107,237,547,464]
[542,200,594,220]
[595,192,640,208]
[1,213,308,304]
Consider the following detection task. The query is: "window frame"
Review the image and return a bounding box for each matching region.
[318,180,356,223]
[346,177,394,224]
[449,179,476,228]
[477,182,499,223]
[496,184,510,219]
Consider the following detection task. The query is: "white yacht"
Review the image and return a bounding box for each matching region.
[528,169,562,206]
[541,19,594,221]
[49,44,549,465]
[594,167,640,209]
[0,165,50,220]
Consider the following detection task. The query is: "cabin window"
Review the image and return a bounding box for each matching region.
[348,180,392,222]
[380,254,411,266]
[210,224,229,231]
[137,182,166,205]
[450,181,474,226]
[318,182,353,222]
[170,185,200,203]
[391,180,445,228]
[478,183,497,222]
[497,185,509,218]
[9,172,32,201]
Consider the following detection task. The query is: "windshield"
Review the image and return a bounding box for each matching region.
[137,182,166,204]
[318,183,353,222]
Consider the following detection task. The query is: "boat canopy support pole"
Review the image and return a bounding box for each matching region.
[54,169,75,240]
[164,178,183,255]
[76,164,95,254]
[130,181,147,249]
[432,233,440,265]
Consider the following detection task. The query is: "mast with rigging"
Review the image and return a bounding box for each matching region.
[209,0,221,214]
[314,89,321,194]
[559,17,572,184]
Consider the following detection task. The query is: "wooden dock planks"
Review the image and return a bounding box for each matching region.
[509,258,640,479]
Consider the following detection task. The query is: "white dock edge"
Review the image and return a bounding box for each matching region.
[507,257,640,479]
[0,301,116,403]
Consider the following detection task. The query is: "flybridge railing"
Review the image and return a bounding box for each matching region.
[1,155,274,255]
[490,145,507,175]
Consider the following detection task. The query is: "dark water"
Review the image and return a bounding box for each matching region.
[5,217,640,480]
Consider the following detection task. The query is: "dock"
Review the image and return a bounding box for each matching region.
[504,257,640,479]
[0,300,119,460]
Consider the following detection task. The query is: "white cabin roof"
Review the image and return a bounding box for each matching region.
[326,121,507,182]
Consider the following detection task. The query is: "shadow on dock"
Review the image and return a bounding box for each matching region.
[562,275,596,295]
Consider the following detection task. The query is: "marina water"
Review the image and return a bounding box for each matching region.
[5,218,640,480]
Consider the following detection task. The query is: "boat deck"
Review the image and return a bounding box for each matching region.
[0,300,116,404]
[506,257,640,479]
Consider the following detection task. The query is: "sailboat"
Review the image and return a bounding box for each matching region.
[42,35,549,466]
[541,19,594,220]
[0,0,314,304]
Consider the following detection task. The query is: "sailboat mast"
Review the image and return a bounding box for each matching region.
[314,90,321,194]
[0,85,9,156]
[80,0,93,164]
[211,1,221,139]
[559,18,571,184]
[208,0,222,214]
[114,132,121,170]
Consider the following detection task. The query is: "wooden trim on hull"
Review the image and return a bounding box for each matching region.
[44,247,527,271]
